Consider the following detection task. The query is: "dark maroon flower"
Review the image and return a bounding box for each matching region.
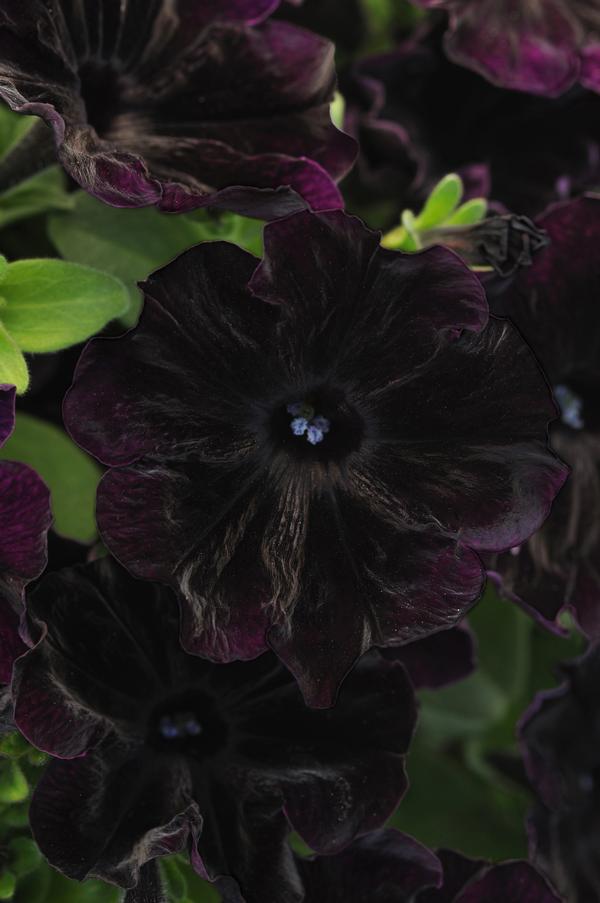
[64,210,566,706]
[414,0,600,97]
[0,0,355,218]
[12,557,415,903]
[520,645,600,902]
[488,196,600,637]
[341,29,600,224]
[296,832,561,902]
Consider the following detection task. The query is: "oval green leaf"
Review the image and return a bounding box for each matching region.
[0,413,101,542]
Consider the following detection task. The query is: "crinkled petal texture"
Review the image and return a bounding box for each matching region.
[15,558,415,901]
[489,197,600,636]
[65,210,564,706]
[297,829,442,902]
[0,1,355,217]
[415,0,600,97]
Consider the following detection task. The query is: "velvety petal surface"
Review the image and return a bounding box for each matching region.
[454,861,561,903]
[0,461,51,584]
[439,0,580,96]
[30,743,200,886]
[383,625,476,690]
[297,829,442,902]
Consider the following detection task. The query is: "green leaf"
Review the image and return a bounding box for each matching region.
[175,858,221,902]
[400,209,420,250]
[0,732,32,761]
[160,858,188,902]
[13,865,51,903]
[330,91,346,131]
[0,105,36,161]
[0,871,16,900]
[444,197,488,227]
[419,670,508,744]
[8,837,42,878]
[0,414,101,542]
[0,760,28,804]
[0,321,28,393]
[0,166,74,230]
[0,258,129,353]
[414,173,463,231]
[390,734,529,860]
[48,193,263,324]
[45,872,120,903]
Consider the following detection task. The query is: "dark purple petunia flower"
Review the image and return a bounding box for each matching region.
[341,27,600,225]
[64,209,566,706]
[12,557,415,903]
[488,196,600,637]
[296,831,561,902]
[0,0,355,217]
[0,385,51,720]
[413,0,600,97]
[520,645,600,902]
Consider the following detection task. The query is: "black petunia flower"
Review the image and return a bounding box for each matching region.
[0,0,355,217]
[64,210,566,706]
[488,196,600,637]
[520,645,600,902]
[11,557,416,903]
[341,27,600,225]
[296,830,562,902]
[413,0,600,97]
[0,385,51,722]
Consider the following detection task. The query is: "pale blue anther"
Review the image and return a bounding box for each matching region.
[291,416,309,436]
[311,415,330,434]
[159,717,180,740]
[554,384,584,430]
[185,719,202,737]
[306,425,324,445]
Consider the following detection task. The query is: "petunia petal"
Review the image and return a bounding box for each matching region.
[297,829,442,903]
[0,461,51,583]
[30,743,200,887]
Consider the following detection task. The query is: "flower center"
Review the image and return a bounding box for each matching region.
[78,61,124,139]
[287,401,331,445]
[554,384,584,430]
[147,690,228,757]
[265,385,364,463]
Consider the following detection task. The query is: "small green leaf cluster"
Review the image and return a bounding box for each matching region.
[0,107,74,231]
[381,173,488,252]
[0,255,129,393]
